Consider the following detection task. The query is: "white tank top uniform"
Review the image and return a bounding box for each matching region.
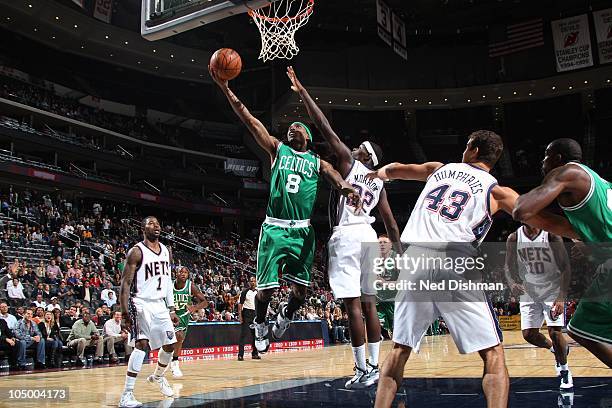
[394,162,503,354]
[516,226,565,328]
[328,159,384,299]
[129,241,177,350]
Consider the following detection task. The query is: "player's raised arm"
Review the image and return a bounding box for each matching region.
[491,185,579,239]
[188,282,209,313]
[120,246,142,330]
[209,65,279,160]
[320,159,361,211]
[377,188,402,251]
[287,66,352,170]
[513,166,580,222]
[366,161,444,182]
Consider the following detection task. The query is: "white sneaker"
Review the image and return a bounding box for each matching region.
[559,369,573,390]
[118,391,142,408]
[365,360,379,386]
[251,321,270,353]
[345,365,370,389]
[272,302,291,340]
[554,346,570,376]
[147,374,174,397]
[170,360,183,378]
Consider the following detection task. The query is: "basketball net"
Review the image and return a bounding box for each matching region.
[248,0,314,62]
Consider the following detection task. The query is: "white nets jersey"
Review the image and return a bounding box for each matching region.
[329,160,384,227]
[401,163,498,245]
[132,241,172,301]
[516,226,561,302]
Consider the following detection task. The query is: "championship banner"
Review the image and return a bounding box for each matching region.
[552,14,594,72]
[224,158,260,177]
[392,11,407,60]
[593,8,612,64]
[93,0,113,24]
[376,0,392,47]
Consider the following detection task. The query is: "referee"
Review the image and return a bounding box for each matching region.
[238,276,260,361]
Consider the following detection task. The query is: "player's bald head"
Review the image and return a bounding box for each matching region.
[547,138,582,164]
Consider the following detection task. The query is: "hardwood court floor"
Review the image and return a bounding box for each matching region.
[1,331,609,408]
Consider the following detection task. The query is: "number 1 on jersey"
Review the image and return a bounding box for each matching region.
[157,277,162,291]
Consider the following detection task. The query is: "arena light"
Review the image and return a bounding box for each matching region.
[482,95,486,98]
[33,27,37,31]
[528,92,532,96]
[328,100,332,104]
[443,98,448,102]
[344,98,348,102]
[191,58,195,62]
[584,80,588,84]
[467,99,471,102]
[153,49,157,53]
[552,86,556,90]
[569,86,573,90]
[55,16,59,20]
[137,61,141,64]
[607,79,611,83]
[105,35,109,39]
[497,96,501,100]
[28,4,32,7]
[315,97,318,100]
[414,98,418,102]
[398,102,403,106]
[51,35,55,39]
[109,53,114,57]
[124,41,129,45]
[155,66,159,69]
[170,54,174,58]
[428,101,432,105]
[80,45,85,49]
[384,100,388,103]
[513,91,517,95]
[357,102,361,106]
[6,17,10,21]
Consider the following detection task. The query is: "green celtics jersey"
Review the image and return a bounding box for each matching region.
[561,163,612,243]
[173,279,192,316]
[267,142,320,221]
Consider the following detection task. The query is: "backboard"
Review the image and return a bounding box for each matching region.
[141,0,275,41]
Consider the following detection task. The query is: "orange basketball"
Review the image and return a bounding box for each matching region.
[210,48,242,81]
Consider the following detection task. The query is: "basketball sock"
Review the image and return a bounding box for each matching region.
[285,293,304,320]
[153,349,173,378]
[255,296,269,324]
[367,340,380,367]
[560,363,569,371]
[125,348,146,392]
[352,345,367,371]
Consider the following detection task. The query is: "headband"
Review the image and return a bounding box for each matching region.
[291,122,313,141]
[362,141,379,167]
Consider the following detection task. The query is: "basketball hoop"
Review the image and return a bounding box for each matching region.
[248,0,314,62]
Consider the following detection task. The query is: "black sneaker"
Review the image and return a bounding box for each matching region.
[252,355,261,360]
[237,356,244,361]
[75,358,85,367]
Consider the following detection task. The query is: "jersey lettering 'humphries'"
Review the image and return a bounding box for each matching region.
[401,163,498,244]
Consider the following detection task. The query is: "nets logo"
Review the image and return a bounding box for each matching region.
[564,32,579,47]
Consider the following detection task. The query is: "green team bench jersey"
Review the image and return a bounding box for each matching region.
[267,142,320,221]
[560,163,612,244]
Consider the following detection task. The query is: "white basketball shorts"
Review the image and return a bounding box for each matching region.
[129,297,177,350]
[327,223,378,299]
[520,301,565,329]
[393,245,502,354]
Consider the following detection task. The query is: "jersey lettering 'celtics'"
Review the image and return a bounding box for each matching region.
[560,163,612,244]
[267,143,320,221]
[173,279,191,317]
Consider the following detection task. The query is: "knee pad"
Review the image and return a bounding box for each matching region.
[127,348,146,373]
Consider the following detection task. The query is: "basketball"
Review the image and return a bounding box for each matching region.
[210,48,242,81]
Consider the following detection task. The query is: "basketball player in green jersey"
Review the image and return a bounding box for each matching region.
[209,66,361,353]
[170,266,208,378]
[514,138,612,368]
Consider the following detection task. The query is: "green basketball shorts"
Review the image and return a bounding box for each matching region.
[174,312,190,333]
[567,261,612,345]
[256,220,315,290]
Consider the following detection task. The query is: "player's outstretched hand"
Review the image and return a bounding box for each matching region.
[365,169,385,182]
[341,187,362,214]
[287,66,304,93]
[208,65,228,89]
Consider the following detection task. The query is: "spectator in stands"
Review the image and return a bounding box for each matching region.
[60,306,78,328]
[9,258,21,275]
[38,311,62,368]
[92,308,109,327]
[0,302,17,330]
[331,307,348,343]
[100,282,115,302]
[0,317,17,366]
[506,296,520,316]
[33,307,45,324]
[14,309,46,369]
[46,297,61,312]
[30,282,44,299]
[35,261,46,279]
[67,311,103,366]
[105,290,117,308]
[7,278,26,306]
[75,280,93,305]
[33,294,46,309]
[56,281,74,305]
[42,283,53,298]
[103,311,131,364]
[23,267,38,285]
[89,273,102,288]
[15,306,25,320]
[46,259,60,280]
